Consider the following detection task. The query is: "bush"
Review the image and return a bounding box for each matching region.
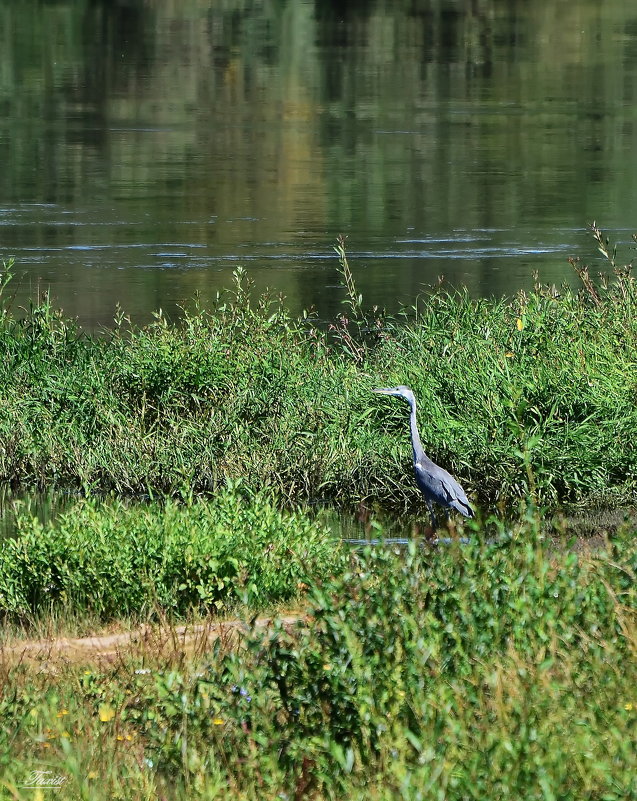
[0,490,344,621]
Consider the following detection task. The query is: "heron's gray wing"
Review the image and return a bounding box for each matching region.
[415,461,473,517]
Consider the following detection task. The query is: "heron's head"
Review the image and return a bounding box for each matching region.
[373,385,416,406]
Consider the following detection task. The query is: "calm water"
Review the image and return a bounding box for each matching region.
[1,1,637,328]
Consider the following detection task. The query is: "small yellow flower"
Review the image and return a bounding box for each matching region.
[61,731,70,739]
[516,318,524,331]
[213,718,224,725]
[323,664,332,671]
[117,735,124,741]
[505,352,515,358]
[625,702,633,711]
[99,703,116,722]
[87,771,98,780]
[56,709,69,717]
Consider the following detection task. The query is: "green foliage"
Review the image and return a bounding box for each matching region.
[0,242,636,511]
[197,518,635,790]
[2,519,636,799]
[0,490,343,621]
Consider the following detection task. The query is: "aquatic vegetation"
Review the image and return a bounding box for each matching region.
[2,516,636,799]
[0,232,636,512]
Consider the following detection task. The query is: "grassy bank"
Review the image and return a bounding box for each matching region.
[0,491,343,625]
[1,232,636,510]
[2,516,636,799]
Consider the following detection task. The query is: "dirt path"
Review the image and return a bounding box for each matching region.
[2,614,304,669]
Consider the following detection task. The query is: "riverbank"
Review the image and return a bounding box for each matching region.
[1,242,636,512]
[2,518,636,799]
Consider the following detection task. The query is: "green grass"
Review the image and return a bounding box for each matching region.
[0,489,343,625]
[2,514,636,799]
[0,232,636,513]
[1,232,635,798]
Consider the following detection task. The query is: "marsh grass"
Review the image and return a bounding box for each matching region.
[2,515,636,800]
[1,230,637,511]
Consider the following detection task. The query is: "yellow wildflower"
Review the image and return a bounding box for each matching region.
[516,318,524,331]
[99,703,116,722]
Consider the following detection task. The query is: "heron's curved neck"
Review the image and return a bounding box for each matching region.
[407,397,425,462]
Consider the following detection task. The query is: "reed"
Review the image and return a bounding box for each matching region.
[0,229,635,512]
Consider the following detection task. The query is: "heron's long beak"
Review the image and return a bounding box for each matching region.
[372,387,396,395]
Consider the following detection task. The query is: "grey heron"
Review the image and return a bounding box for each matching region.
[373,385,474,529]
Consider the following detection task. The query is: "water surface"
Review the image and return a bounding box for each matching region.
[1,1,637,327]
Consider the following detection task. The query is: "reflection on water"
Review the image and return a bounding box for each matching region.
[316,504,472,547]
[0,1,637,328]
[0,487,74,540]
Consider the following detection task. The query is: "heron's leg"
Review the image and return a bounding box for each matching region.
[426,500,437,530]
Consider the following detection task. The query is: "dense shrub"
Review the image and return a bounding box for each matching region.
[0,490,344,620]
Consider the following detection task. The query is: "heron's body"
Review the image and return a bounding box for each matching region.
[373,385,473,528]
